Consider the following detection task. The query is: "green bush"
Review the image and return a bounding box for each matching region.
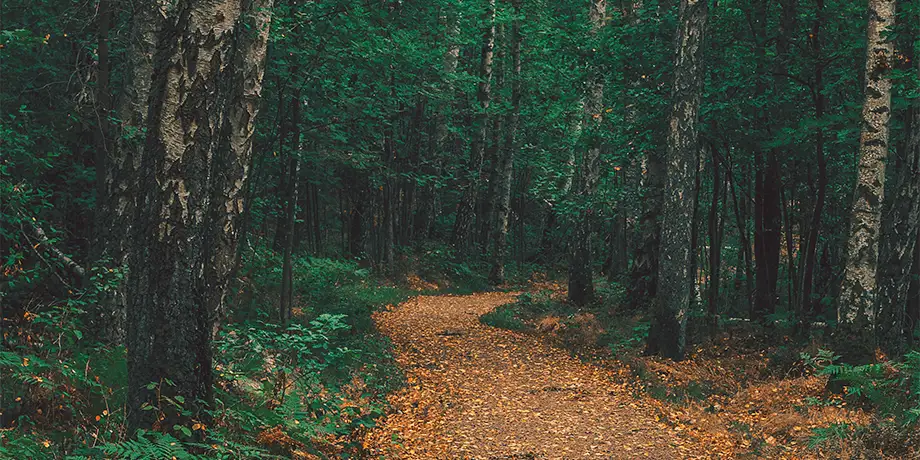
[480,304,528,331]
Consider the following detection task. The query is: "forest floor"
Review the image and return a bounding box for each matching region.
[362,291,714,459]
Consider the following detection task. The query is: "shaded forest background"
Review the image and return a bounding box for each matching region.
[2,0,920,457]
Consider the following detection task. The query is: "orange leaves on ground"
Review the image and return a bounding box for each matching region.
[363,292,714,459]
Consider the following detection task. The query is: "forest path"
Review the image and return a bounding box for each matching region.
[363,292,711,459]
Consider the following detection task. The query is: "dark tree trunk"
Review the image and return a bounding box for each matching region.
[481,24,506,252]
[627,153,664,311]
[646,0,708,360]
[608,168,629,282]
[280,156,299,326]
[707,144,722,331]
[272,100,292,253]
[875,51,919,355]
[567,0,607,306]
[452,0,495,251]
[801,0,827,323]
[908,233,920,347]
[749,0,782,320]
[126,0,273,432]
[280,92,302,325]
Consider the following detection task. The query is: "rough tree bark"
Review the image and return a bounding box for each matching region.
[836,0,896,357]
[567,0,607,306]
[646,0,708,360]
[126,0,274,432]
[875,42,919,355]
[91,0,166,344]
[488,0,522,286]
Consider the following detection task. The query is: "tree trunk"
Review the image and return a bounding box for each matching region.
[481,24,506,252]
[567,0,607,306]
[91,0,165,344]
[836,0,896,358]
[626,152,664,310]
[489,0,522,286]
[750,0,782,320]
[280,156,299,326]
[707,144,722,331]
[800,0,827,323]
[875,49,919,355]
[272,96,293,253]
[452,0,495,251]
[909,233,920,347]
[607,168,629,282]
[418,7,461,240]
[280,94,301,325]
[646,0,708,360]
[126,0,273,432]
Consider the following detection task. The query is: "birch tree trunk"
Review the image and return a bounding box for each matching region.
[646,0,708,360]
[91,1,167,344]
[836,0,896,357]
[488,0,522,285]
[567,0,607,306]
[126,0,274,432]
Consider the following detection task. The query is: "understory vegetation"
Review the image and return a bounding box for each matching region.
[2,250,390,458]
[1,243,515,458]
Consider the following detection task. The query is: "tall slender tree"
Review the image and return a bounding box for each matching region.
[836,0,897,357]
[646,0,708,360]
[488,0,522,285]
[567,0,607,306]
[452,0,496,250]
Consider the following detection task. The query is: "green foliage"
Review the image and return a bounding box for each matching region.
[99,431,200,460]
[480,304,528,331]
[804,349,920,426]
[606,322,650,358]
[807,423,853,449]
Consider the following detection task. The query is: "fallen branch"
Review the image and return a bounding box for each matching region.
[18,214,86,282]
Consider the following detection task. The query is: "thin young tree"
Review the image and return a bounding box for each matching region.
[488,0,522,285]
[567,0,607,306]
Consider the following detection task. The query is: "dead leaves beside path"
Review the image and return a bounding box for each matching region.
[362,292,714,459]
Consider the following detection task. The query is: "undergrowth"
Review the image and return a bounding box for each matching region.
[0,243,466,458]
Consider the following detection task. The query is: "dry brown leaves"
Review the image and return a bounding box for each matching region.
[635,341,875,459]
[362,292,716,459]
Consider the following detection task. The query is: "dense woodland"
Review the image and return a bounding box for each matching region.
[2,0,920,457]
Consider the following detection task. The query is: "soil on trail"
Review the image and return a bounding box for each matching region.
[364,292,713,459]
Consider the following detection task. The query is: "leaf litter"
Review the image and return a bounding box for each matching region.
[363,292,715,459]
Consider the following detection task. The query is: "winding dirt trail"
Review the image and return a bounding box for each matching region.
[363,292,715,459]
